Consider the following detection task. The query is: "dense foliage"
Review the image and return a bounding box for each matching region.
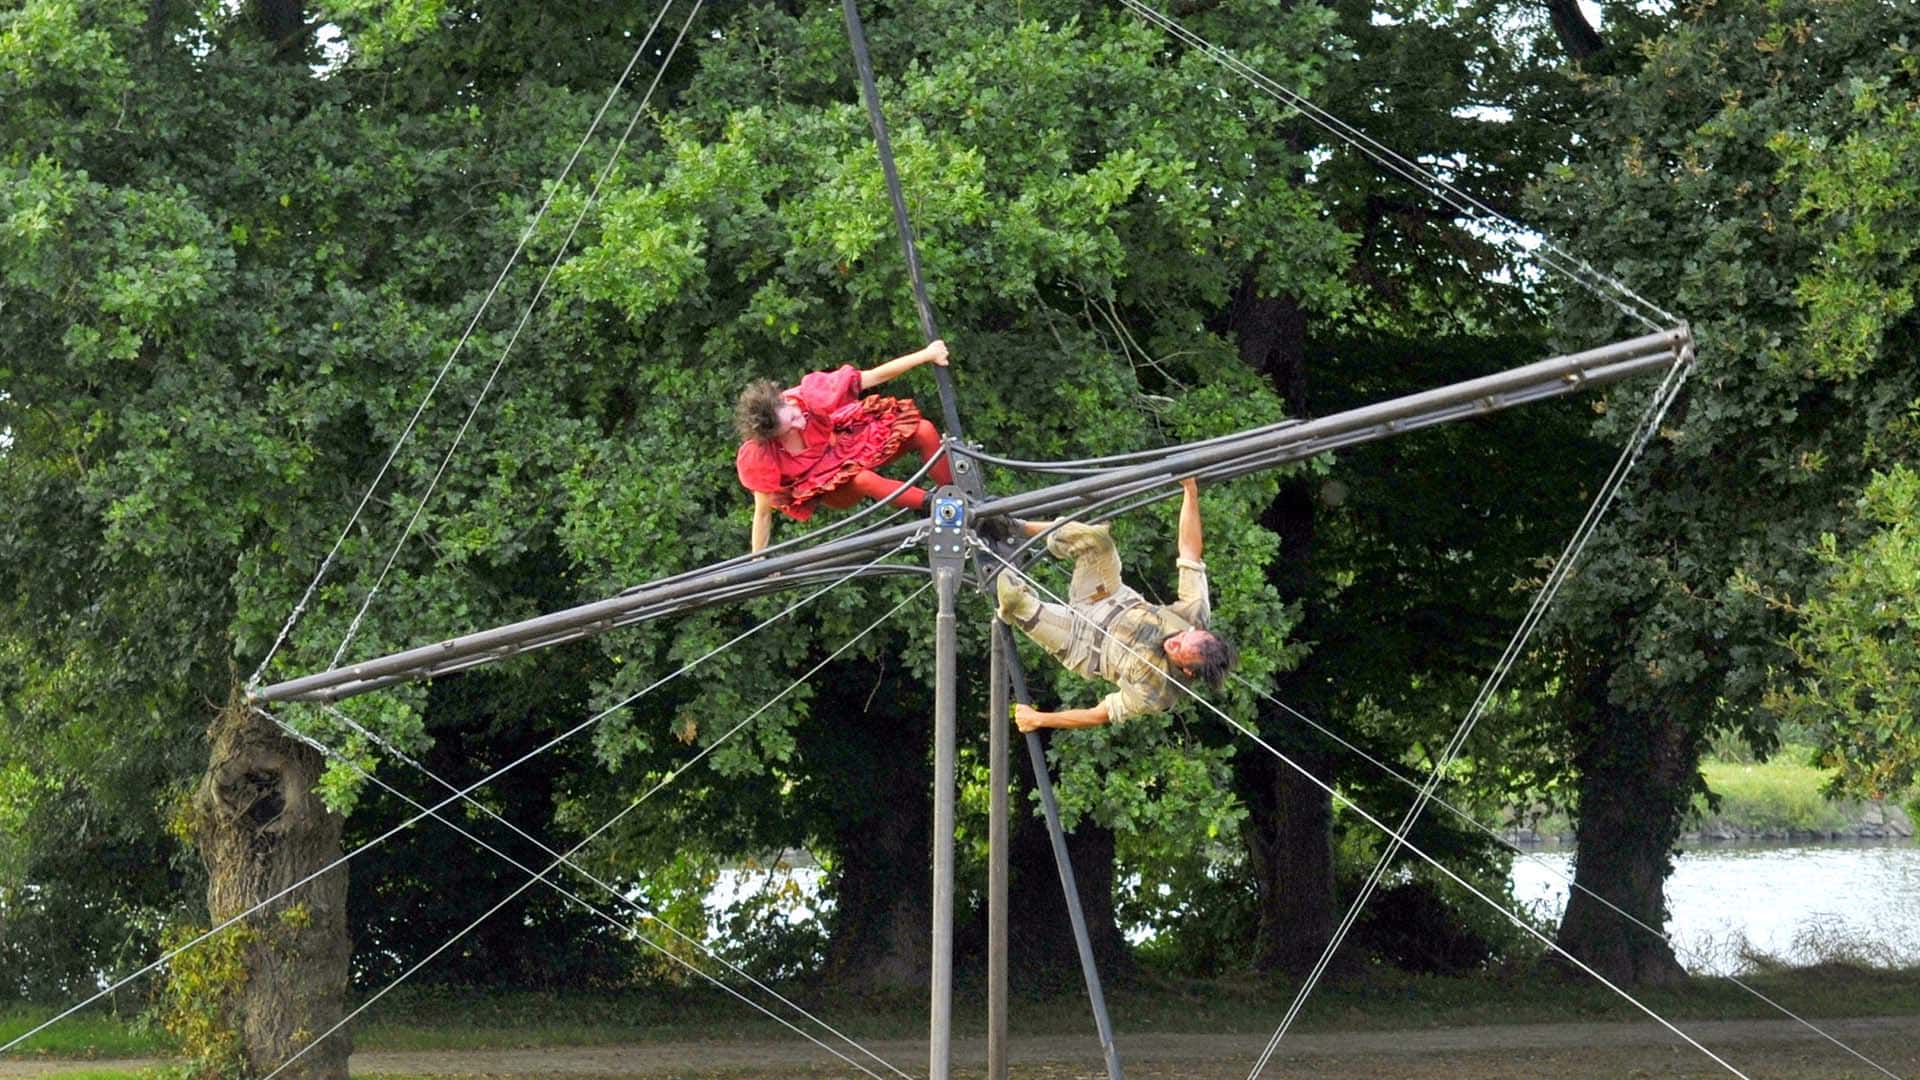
[3,0,1915,1025]
[1533,0,1920,977]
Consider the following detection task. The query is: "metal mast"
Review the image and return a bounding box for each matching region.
[839,1,1121,1073]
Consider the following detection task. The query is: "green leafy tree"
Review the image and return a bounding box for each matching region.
[1759,69,1920,803]
[1768,466,1920,802]
[1189,0,1609,975]
[2,0,1338,1030]
[1533,0,1920,983]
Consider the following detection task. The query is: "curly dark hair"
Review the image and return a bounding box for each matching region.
[1171,630,1238,691]
[734,379,785,443]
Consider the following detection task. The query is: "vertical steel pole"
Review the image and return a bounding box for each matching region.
[1000,626,1126,1080]
[927,496,968,1080]
[988,630,1010,1080]
[930,565,957,1079]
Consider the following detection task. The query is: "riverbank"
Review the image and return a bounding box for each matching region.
[1508,755,1917,845]
[7,966,1920,1060]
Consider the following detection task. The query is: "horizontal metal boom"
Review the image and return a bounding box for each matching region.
[252,325,1688,704]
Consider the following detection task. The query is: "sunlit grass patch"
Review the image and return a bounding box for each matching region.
[1695,758,1856,835]
[0,1006,167,1058]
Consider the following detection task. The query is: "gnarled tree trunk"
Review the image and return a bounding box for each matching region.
[1227,278,1340,973]
[196,693,352,1080]
[817,681,933,991]
[1554,668,1691,986]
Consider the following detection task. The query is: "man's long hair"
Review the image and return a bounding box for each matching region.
[1175,631,1237,691]
[734,380,784,443]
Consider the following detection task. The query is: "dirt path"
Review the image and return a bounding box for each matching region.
[4,1015,1915,1078]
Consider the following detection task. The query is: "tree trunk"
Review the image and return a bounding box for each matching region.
[1554,668,1691,986]
[1006,731,1132,990]
[1239,743,1337,972]
[819,687,933,991]
[1225,276,1340,973]
[196,691,352,1080]
[251,0,311,54]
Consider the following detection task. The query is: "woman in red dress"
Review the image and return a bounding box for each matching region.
[734,339,956,552]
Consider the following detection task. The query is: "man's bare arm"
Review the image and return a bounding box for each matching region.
[1177,476,1202,563]
[1013,702,1111,732]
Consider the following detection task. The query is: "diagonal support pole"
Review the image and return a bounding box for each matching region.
[987,629,1010,1080]
[841,3,1124,1075]
[997,624,1127,1080]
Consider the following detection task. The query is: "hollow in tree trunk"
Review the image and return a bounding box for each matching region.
[195,691,352,1080]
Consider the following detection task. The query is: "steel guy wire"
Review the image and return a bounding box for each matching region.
[327,0,707,670]
[1116,0,1677,333]
[248,0,682,690]
[256,585,931,1080]
[306,696,912,1077]
[957,420,1305,475]
[1119,0,1653,329]
[1117,0,1667,331]
[974,545,1752,1080]
[265,714,907,1080]
[0,549,900,1058]
[258,581,931,1080]
[1253,346,1697,1073]
[1221,674,1907,1080]
[620,443,948,598]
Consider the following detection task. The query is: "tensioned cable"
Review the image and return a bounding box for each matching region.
[268,712,909,1080]
[0,550,904,1057]
[299,709,909,1079]
[254,583,930,1080]
[1251,347,1696,1074]
[309,691,909,1074]
[1115,0,1677,334]
[1221,675,1906,1079]
[327,0,707,670]
[1117,0,1669,331]
[248,0,683,690]
[620,444,948,598]
[956,420,1304,476]
[261,583,930,1080]
[974,545,1752,1080]
[967,447,1277,584]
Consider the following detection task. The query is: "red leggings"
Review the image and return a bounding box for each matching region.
[819,420,954,511]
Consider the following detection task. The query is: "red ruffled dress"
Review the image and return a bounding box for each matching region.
[735,365,930,521]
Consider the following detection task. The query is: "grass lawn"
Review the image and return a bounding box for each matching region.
[7,965,1919,1061]
[0,1009,166,1060]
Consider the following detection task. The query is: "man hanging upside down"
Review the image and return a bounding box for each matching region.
[996,477,1237,732]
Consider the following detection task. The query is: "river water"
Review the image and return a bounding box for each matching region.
[1509,840,1920,974]
[709,841,1920,975]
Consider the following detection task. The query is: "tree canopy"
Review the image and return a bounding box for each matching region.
[3,0,1915,1030]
